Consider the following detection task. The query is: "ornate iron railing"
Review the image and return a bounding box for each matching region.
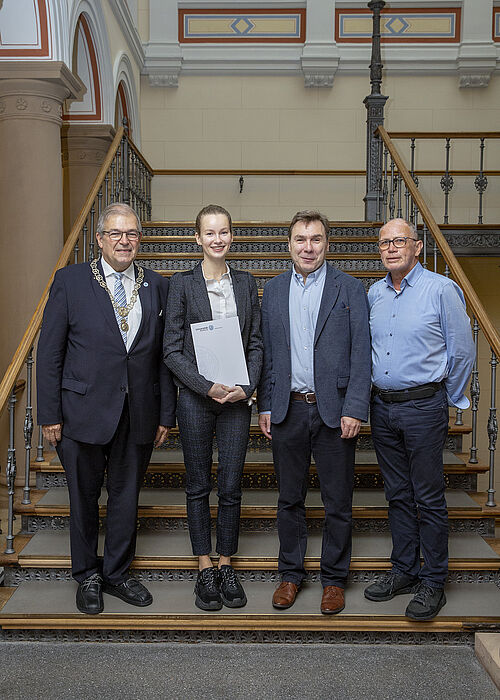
[376,125,499,507]
[385,132,500,226]
[0,121,153,554]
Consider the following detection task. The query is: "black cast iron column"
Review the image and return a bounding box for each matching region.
[364,0,388,221]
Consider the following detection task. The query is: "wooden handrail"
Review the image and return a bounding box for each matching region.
[376,125,500,359]
[388,132,500,139]
[0,127,126,414]
[128,137,154,175]
[153,168,500,177]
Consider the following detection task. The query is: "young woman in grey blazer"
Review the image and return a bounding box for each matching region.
[163,204,263,610]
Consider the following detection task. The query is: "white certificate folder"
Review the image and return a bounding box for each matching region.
[191,315,250,386]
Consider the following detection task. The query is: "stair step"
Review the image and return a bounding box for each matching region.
[142,222,380,238]
[29,487,480,512]
[16,531,500,570]
[1,581,499,632]
[33,448,476,473]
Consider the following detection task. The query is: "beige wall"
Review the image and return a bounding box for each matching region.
[140,73,500,222]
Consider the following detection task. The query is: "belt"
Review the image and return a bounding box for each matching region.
[291,391,317,404]
[372,382,442,403]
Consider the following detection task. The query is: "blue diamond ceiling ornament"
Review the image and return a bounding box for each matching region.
[231,17,255,35]
[385,16,410,35]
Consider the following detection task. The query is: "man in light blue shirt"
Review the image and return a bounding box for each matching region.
[364,218,474,621]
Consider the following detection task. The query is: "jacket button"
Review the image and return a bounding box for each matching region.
[120,386,126,392]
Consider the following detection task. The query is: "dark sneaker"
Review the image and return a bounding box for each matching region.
[76,573,103,615]
[405,583,446,621]
[103,577,153,607]
[218,565,247,608]
[194,567,223,611]
[364,571,419,602]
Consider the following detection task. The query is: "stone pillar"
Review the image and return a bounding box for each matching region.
[0,62,83,377]
[61,124,115,239]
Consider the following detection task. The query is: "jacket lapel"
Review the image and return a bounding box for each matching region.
[279,270,292,348]
[230,267,246,332]
[192,262,213,321]
[91,260,125,345]
[314,264,341,345]
[129,264,151,353]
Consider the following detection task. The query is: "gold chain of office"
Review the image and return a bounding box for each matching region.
[90,259,144,332]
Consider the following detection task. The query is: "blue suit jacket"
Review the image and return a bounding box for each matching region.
[37,260,177,445]
[257,264,371,428]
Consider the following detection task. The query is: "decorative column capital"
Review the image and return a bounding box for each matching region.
[61,124,116,167]
[0,61,84,125]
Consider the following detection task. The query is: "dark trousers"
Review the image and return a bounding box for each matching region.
[370,388,450,588]
[176,388,251,557]
[56,398,153,584]
[271,400,356,588]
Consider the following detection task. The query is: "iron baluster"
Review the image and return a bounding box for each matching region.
[104,171,110,208]
[440,138,453,225]
[110,159,115,204]
[486,351,497,507]
[485,351,498,506]
[22,349,34,505]
[89,204,95,261]
[455,408,463,426]
[97,186,103,229]
[36,425,44,462]
[475,137,488,225]
[146,171,152,220]
[396,172,402,218]
[5,388,17,554]
[433,235,438,272]
[73,240,79,265]
[382,147,389,223]
[389,159,395,219]
[469,317,480,464]
[121,118,130,205]
[82,219,88,263]
[404,182,410,222]
[422,220,429,270]
[444,263,450,278]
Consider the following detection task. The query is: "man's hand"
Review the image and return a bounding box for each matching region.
[154,425,170,447]
[340,416,361,439]
[214,385,247,404]
[42,424,62,447]
[207,383,230,400]
[258,413,272,440]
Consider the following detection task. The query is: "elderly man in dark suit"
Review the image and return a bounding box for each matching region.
[258,210,371,614]
[37,202,176,614]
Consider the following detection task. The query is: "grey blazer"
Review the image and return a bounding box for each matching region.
[163,263,263,398]
[257,263,371,428]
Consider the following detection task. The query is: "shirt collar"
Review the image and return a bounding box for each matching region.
[202,263,231,282]
[292,260,327,287]
[384,261,423,291]
[100,257,135,282]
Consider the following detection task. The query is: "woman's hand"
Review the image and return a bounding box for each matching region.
[212,385,247,404]
[207,383,230,400]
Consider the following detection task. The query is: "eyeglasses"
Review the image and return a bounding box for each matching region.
[378,236,418,251]
[101,230,141,241]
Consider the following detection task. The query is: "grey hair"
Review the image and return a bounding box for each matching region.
[379,218,418,239]
[96,203,142,234]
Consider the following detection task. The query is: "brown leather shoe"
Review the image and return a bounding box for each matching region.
[321,585,345,614]
[272,581,300,609]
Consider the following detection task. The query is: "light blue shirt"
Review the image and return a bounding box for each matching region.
[289,262,327,392]
[368,262,475,409]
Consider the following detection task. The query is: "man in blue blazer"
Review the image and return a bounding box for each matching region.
[258,210,371,614]
[37,203,176,614]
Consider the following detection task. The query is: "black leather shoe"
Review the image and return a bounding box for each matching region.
[364,571,419,601]
[194,567,223,611]
[218,565,247,608]
[103,577,153,607]
[76,573,103,615]
[405,583,446,621]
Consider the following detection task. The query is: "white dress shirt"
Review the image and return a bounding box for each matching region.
[101,258,142,351]
[202,263,237,320]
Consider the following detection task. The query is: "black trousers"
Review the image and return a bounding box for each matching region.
[176,388,251,557]
[271,400,356,588]
[370,388,449,588]
[56,398,153,584]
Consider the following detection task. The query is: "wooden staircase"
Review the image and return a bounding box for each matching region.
[1,222,499,643]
